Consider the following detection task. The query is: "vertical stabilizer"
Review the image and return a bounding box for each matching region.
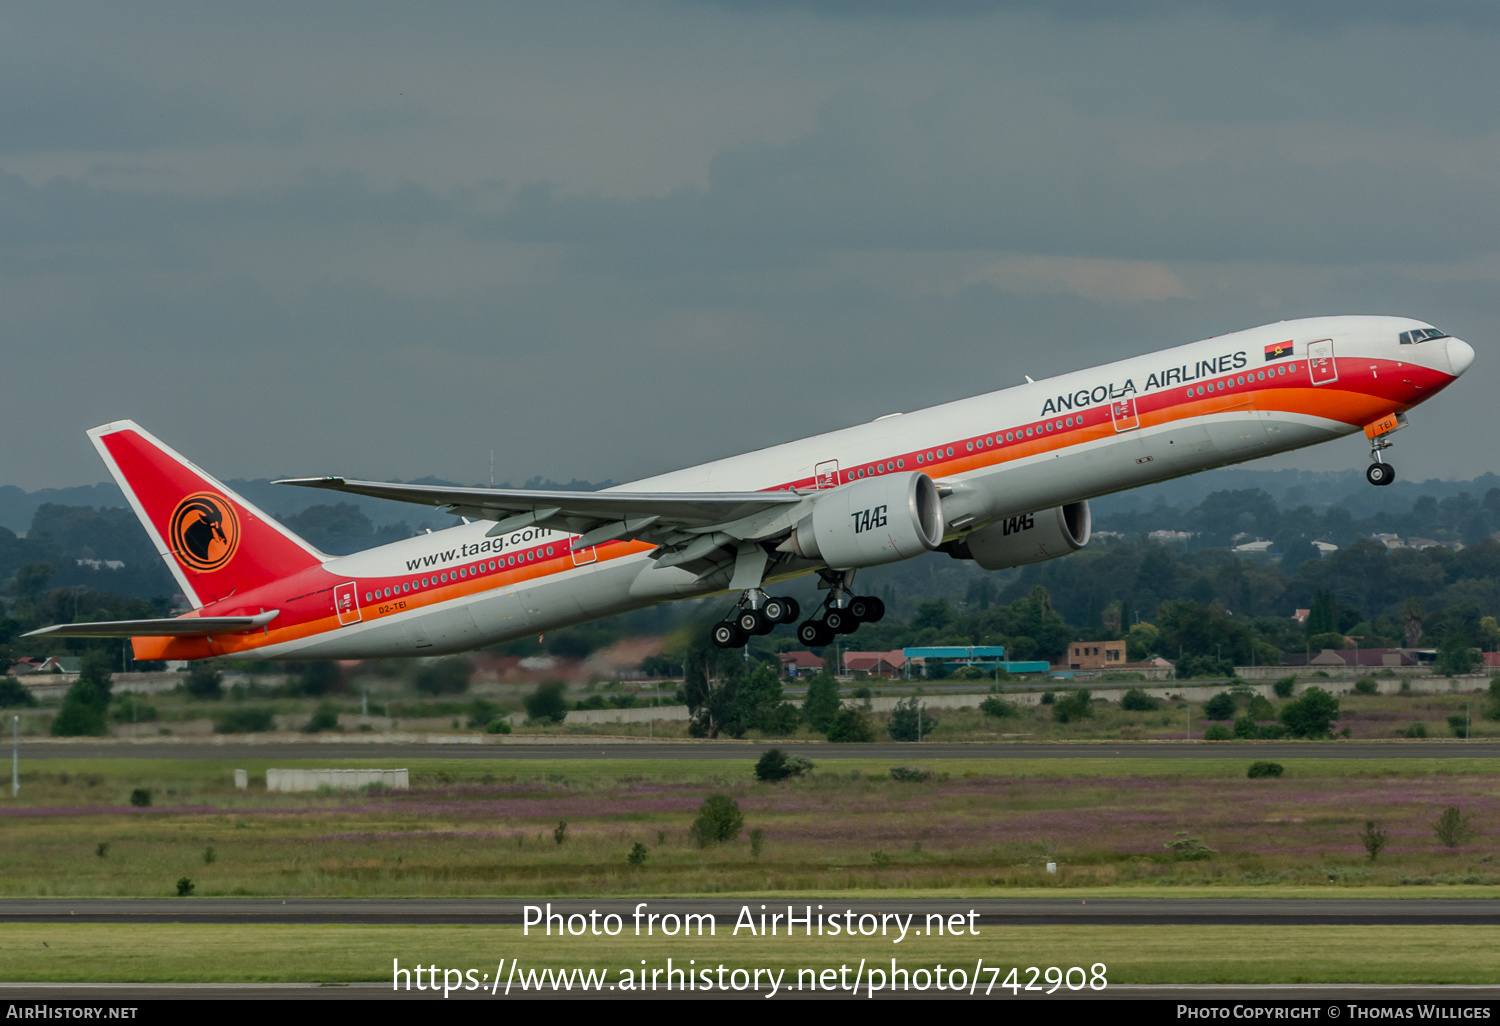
[89,421,325,608]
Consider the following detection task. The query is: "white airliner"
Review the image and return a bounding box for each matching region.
[26,315,1474,658]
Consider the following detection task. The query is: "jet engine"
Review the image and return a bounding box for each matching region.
[942,501,1090,570]
[782,472,944,569]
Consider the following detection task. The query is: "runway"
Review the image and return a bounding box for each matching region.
[4,897,1498,925]
[20,740,1500,761]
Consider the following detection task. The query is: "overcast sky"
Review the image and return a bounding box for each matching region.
[2,1,1496,491]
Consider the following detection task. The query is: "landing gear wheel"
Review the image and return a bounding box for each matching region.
[712,620,747,648]
[823,607,857,634]
[762,596,800,624]
[797,619,833,647]
[736,608,773,636]
[1366,463,1396,487]
[847,595,885,623]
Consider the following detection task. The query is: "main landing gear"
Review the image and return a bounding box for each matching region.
[1366,433,1396,487]
[794,571,886,648]
[711,591,801,649]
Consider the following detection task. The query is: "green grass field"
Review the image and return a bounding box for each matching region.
[1,923,1495,985]
[4,754,1500,898]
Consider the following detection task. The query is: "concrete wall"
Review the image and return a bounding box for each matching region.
[266,768,409,792]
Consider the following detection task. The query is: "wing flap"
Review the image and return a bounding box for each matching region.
[24,610,280,639]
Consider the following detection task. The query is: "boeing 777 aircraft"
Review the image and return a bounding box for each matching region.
[27,315,1475,658]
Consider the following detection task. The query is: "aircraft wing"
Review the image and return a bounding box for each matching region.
[23,610,280,639]
[276,477,810,580]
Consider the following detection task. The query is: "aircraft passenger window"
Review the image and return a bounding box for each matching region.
[1064,418,1072,427]
[927,452,935,460]
[966,442,974,452]
[527,552,534,560]
[364,592,372,602]
[1045,423,1053,432]
[547,547,554,556]
[458,568,465,578]
[1025,428,1033,437]
[897,459,904,468]
[440,573,447,582]
[1257,371,1264,380]
[1007,432,1014,441]
[947,447,953,456]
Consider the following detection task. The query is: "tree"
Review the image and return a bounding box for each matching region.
[413,657,470,695]
[1121,688,1158,712]
[1279,686,1340,738]
[888,697,935,741]
[801,673,842,733]
[1435,633,1478,677]
[1306,589,1339,637]
[0,677,37,708]
[826,707,875,743]
[690,794,743,846]
[15,563,53,603]
[1402,598,1425,648]
[78,649,113,702]
[1434,806,1476,848]
[1203,692,1236,721]
[1359,821,1387,861]
[523,682,569,724]
[184,661,223,700]
[979,695,1018,718]
[51,679,108,736]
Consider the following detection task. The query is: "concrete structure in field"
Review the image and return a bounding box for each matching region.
[266,768,408,792]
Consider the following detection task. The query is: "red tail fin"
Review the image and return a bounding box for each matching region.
[90,421,324,608]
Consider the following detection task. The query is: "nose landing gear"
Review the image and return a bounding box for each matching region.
[1366,461,1395,487]
[1364,413,1405,487]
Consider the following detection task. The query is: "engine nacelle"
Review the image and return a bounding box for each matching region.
[785,472,944,569]
[942,501,1091,570]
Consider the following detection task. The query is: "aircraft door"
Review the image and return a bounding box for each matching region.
[1308,339,1338,385]
[1111,397,1140,432]
[334,582,361,626]
[814,460,841,489]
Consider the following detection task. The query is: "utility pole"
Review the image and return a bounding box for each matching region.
[12,715,18,797]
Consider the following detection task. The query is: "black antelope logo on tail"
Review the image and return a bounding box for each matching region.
[168,492,240,572]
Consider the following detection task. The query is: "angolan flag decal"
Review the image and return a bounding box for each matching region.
[1264,340,1294,362]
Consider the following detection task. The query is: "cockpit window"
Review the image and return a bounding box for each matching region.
[1399,328,1449,345]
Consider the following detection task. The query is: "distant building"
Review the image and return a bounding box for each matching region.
[1148,530,1193,544]
[1232,539,1274,553]
[75,558,125,570]
[1065,640,1126,670]
[1281,648,1425,668]
[841,650,908,678]
[1406,537,1445,551]
[778,651,825,678]
[1312,541,1339,555]
[1372,533,1404,549]
[1291,609,1311,624]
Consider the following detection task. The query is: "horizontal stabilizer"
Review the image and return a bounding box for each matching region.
[24,610,280,639]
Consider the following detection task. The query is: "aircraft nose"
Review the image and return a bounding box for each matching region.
[1446,336,1475,376]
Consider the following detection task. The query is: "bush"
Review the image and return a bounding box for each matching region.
[523,682,569,724]
[1272,676,1296,698]
[1164,834,1216,860]
[1051,688,1093,724]
[690,794,743,847]
[111,696,157,723]
[1247,761,1284,779]
[1353,676,1378,695]
[1203,692,1236,721]
[755,747,814,782]
[0,677,37,708]
[1233,715,1258,739]
[176,877,194,897]
[303,702,340,733]
[413,657,469,695]
[979,695,1018,718]
[486,719,512,734]
[553,821,567,845]
[1121,687,1159,712]
[1360,820,1387,861]
[826,707,875,743]
[51,680,108,737]
[1486,677,1500,721]
[1039,691,1055,705]
[627,842,648,866]
[1434,806,1476,848]
[889,766,931,783]
[750,828,765,859]
[1447,713,1470,739]
[1255,723,1286,740]
[184,661,224,700]
[1204,722,1233,740]
[1279,687,1340,738]
[213,708,275,734]
[1246,695,1276,721]
[1405,721,1428,738]
[888,697,935,741]
[129,788,152,807]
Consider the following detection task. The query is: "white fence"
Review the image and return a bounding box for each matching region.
[265,768,409,792]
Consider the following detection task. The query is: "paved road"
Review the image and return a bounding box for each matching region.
[4,897,1498,925]
[18,740,1500,761]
